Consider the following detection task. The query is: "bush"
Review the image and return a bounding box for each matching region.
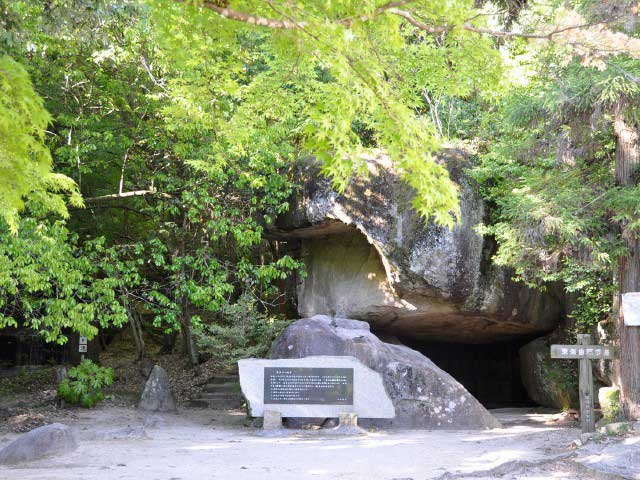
[195,294,291,367]
[57,360,114,408]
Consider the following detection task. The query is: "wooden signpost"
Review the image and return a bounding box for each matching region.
[79,336,87,361]
[550,334,617,433]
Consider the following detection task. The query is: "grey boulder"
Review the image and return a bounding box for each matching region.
[138,365,177,412]
[519,337,577,409]
[0,423,77,465]
[271,315,501,430]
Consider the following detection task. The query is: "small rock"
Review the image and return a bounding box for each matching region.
[580,432,597,444]
[54,367,68,384]
[0,423,77,465]
[599,422,630,436]
[138,365,177,412]
[598,387,622,423]
[143,414,165,429]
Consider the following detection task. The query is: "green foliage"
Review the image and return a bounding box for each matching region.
[0,218,128,343]
[3,0,636,359]
[195,294,291,366]
[599,386,621,422]
[150,0,513,227]
[0,55,81,233]
[566,268,615,336]
[470,51,640,323]
[0,0,304,348]
[57,360,114,408]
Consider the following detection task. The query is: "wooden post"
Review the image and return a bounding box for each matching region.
[577,334,595,433]
[550,336,617,433]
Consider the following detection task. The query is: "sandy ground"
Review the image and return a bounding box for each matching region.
[0,407,631,480]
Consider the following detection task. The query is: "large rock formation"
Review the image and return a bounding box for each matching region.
[273,150,562,343]
[271,315,502,429]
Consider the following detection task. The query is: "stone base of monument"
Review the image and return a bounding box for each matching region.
[262,411,360,432]
[339,413,357,428]
[263,410,283,430]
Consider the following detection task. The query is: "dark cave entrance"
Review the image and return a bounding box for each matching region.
[398,337,537,409]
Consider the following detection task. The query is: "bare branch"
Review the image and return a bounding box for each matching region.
[386,8,446,33]
[84,190,173,203]
[184,0,619,45]
[70,204,155,218]
[200,1,303,28]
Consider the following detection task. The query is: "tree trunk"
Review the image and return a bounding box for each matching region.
[127,304,145,361]
[614,112,640,420]
[181,299,199,367]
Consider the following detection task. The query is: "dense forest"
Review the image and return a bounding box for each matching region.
[2,0,640,419]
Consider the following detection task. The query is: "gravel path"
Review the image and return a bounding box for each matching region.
[0,407,625,480]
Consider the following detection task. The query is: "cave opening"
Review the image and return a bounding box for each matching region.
[293,224,556,410]
[396,337,538,409]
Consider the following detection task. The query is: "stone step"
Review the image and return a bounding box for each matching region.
[202,382,240,393]
[188,398,244,409]
[194,392,242,401]
[219,365,239,375]
[188,370,242,409]
[207,375,239,385]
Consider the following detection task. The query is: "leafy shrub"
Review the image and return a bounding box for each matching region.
[599,386,621,422]
[195,294,291,367]
[565,267,615,338]
[57,360,114,408]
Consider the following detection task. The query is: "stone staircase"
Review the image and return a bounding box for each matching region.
[189,368,244,410]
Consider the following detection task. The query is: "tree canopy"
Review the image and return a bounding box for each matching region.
[2,0,640,411]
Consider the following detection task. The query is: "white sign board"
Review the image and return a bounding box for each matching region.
[622,292,640,326]
[79,344,88,353]
[238,356,395,419]
[79,336,88,345]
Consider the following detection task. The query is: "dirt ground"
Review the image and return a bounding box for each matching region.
[1,406,633,480]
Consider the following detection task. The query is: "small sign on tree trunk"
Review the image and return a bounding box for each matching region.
[621,292,640,326]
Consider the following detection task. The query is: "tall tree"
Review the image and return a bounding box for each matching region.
[614,104,640,419]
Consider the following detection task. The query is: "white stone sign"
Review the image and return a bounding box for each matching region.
[622,292,640,326]
[238,356,395,419]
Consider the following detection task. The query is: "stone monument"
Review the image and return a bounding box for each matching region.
[238,356,394,429]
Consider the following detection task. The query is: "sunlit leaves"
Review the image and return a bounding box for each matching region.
[0,219,128,343]
[0,56,82,232]
[159,0,507,227]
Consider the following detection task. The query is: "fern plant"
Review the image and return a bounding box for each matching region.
[57,360,114,408]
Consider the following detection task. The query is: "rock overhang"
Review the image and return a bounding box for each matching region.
[272,149,564,344]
